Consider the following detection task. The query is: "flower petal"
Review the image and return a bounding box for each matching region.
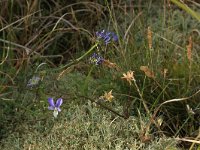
[112,34,118,42]
[57,107,61,112]
[48,98,55,107]
[48,106,55,110]
[53,109,58,118]
[55,98,63,107]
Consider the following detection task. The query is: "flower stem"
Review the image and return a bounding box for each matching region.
[56,42,99,71]
[133,80,150,115]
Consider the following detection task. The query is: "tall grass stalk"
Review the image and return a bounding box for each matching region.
[170,0,200,22]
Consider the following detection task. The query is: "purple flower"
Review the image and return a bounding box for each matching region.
[89,53,104,65]
[111,32,118,42]
[96,30,118,44]
[48,98,63,118]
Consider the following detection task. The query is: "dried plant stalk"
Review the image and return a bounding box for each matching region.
[103,59,120,71]
[187,36,192,62]
[147,26,152,49]
[140,66,155,79]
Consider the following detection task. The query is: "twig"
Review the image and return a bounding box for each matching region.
[79,95,126,118]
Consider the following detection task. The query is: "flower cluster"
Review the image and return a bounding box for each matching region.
[88,30,118,65]
[96,30,118,45]
[89,53,104,65]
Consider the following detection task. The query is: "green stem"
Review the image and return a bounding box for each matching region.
[170,0,200,22]
[133,80,150,115]
[77,43,99,62]
[56,42,99,70]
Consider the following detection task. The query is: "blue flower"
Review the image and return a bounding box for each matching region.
[111,32,118,42]
[96,30,118,44]
[48,98,63,118]
[27,76,41,87]
[89,53,104,65]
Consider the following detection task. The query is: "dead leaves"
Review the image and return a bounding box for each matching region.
[103,59,120,71]
[140,66,155,79]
